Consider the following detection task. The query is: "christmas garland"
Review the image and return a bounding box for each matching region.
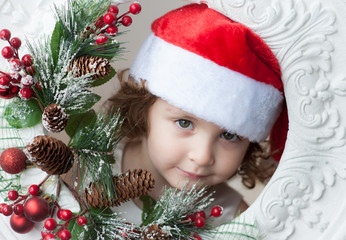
[0,0,262,239]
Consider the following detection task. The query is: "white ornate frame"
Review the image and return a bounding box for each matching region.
[186,0,346,239]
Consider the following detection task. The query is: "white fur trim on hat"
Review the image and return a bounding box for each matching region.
[130,33,283,142]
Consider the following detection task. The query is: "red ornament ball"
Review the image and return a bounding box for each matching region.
[10,214,35,234]
[0,147,27,174]
[121,16,132,27]
[0,75,10,87]
[194,217,205,228]
[129,3,141,15]
[211,205,223,217]
[0,29,11,41]
[24,196,50,222]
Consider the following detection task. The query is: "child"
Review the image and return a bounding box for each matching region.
[106,3,287,226]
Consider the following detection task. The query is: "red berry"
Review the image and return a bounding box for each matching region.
[0,203,7,213]
[95,16,105,29]
[25,66,36,76]
[19,88,33,100]
[0,29,11,41]
[211,205,223,217]
[104,13,117,25]
[59,209,72,221]
[121,16,132,27]
[106,26,118,36]
[0,75,10,87]
[195,236,202,240]
[8,59,22,72]
[35,81,41,91]
[2,205,13,216]
[44,218,57,231]
[194,217,205,228]
[194,211,206,219]
[77,216,87,226]
[1,46,14,59]
[107,5,119,15]
[13,204,24,215]
[28,184,40,196]
[21,54,33,67]
[10,37,21,49]
[185,214,195,223]
[129,2,141,15]
[21,75,34,87]
[8,190,19,200]
[95,34,108,45]
[58,229,71,240]
[44,233,56,240]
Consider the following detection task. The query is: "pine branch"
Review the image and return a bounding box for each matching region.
[142,183,215,239]
[0,170,21,199]
[69,109,124,200]
[83,208,140,240]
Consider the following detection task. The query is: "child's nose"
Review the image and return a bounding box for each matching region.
[188,138,214,166]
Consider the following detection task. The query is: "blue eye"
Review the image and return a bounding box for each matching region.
[176,119,193,129]
[221,132,240,142]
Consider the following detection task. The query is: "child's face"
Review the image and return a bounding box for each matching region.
[143,98,250,189]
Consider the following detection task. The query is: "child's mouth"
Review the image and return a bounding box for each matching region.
[176,167,208,180]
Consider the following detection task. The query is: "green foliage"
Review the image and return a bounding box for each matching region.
[83,207,140,240]
[50,21,62,67]
[4,97,42,128]
[65,109,97,138]
[91,67,116,87]
[140,195,156,224]
[68,217,85,239]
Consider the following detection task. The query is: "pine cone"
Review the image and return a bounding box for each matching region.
[84,169,155,208]
[68,56,111,80]
[25,135,73,175]
[42,103,68,133]
[142,224,170,240]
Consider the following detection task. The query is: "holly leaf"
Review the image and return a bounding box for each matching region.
[4,98,42,128]
[50,21,61,67]
[140,195,157,226]
[91,67,116,87]
[65,110,97,138]
[67,218,85,239]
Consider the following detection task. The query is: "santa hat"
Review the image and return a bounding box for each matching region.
[130,3,288,160]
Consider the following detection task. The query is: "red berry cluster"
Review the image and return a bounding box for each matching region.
[0,184,50,234]
[92,2,142,45]
[185,205,223,240]
[41,203,87,240]
[0,29,37,100]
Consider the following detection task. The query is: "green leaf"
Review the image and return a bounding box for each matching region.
[67,218,85,239]
[140,195,157,226]
[4,98,42,128]
[50,21,62,67]
[91,67,116,87]
[66,93,101,115]
[65,110,97,138]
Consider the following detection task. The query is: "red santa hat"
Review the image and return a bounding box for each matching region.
[130,3,288,160]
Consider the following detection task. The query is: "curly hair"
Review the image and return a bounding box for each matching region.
[106,69,276,189]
